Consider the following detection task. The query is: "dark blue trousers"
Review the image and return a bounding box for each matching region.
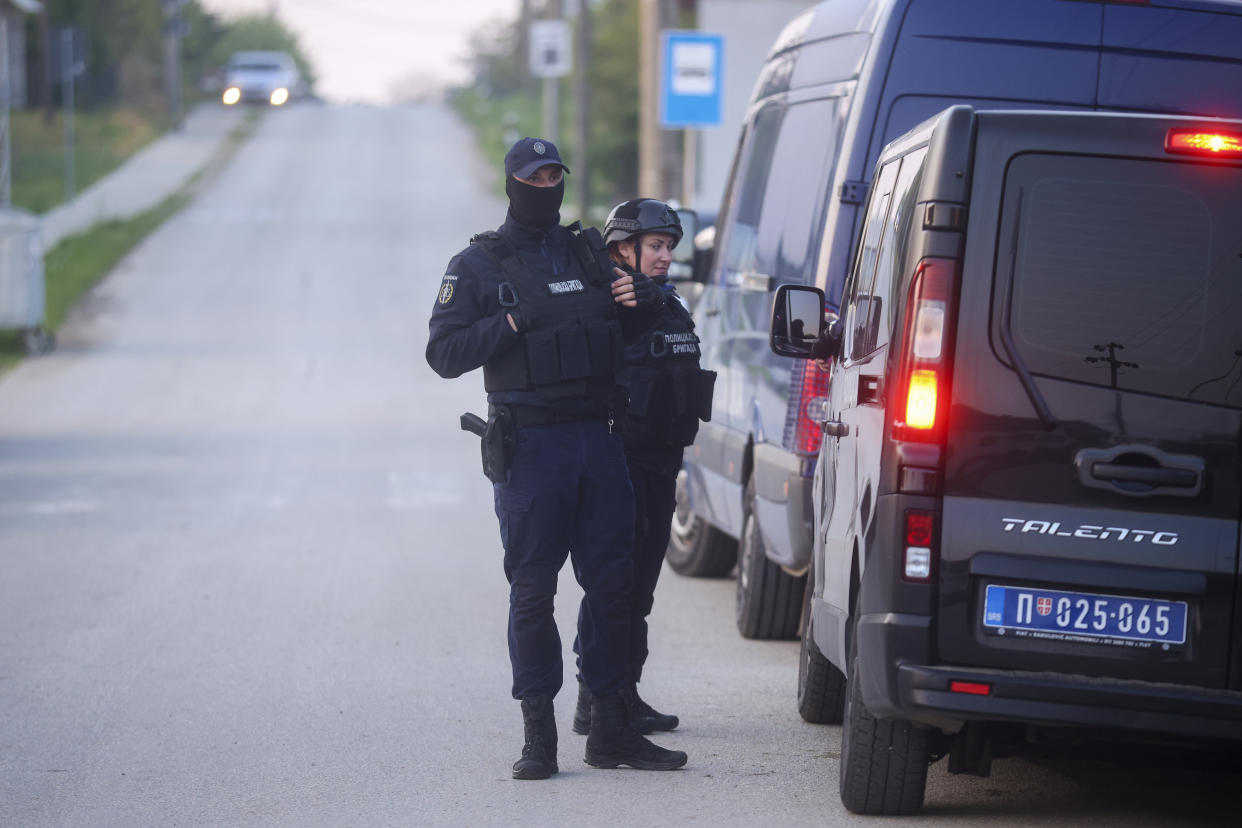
[493,420,635,700]
[574,448,681,683]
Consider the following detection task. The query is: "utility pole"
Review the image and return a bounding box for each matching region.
[573,0,590,218]
[519,0,535,97]
[163,0,185,129]
[60,26,74,200]
[1086,342,1138,389]
[638,0,660,199]
[1,12,10,208]
[542,0,562,145]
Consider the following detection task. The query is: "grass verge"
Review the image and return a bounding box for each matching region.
[11,107,164,214]
[0,109,259,375]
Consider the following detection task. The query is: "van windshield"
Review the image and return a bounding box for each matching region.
[999,154,1242,408]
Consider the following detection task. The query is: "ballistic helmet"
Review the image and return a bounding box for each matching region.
[603,199,683,248]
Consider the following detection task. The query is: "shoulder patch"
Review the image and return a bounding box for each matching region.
[437,273,459,306]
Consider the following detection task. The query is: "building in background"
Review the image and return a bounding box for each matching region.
[694,0,811,212]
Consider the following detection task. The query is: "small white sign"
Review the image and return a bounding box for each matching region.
[529,20,571,78]
[670,41,716,96]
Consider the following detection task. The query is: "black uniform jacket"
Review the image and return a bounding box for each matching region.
[426,211,606,414]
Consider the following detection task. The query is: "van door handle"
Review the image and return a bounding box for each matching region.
[1075,445,1204,498]
[1089,464,1197,488]
[822,420,849,438]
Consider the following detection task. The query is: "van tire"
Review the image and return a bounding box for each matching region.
[667,469,736,577]
[839,651,930,815]
[735,480,804,639]
[797,571,846,723]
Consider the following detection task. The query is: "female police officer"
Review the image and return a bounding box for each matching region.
[572,199,715,738]
[425,138,686,779]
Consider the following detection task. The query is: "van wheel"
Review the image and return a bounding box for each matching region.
[666,468,736,577]
[839,650,930,815]
[735,480,804,639]
[797,571,845,723]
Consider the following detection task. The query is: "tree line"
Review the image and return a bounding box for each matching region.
[456,0,693,212]
[22,1,315,120]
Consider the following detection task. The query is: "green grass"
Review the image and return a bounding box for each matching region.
[0,110,258,374]
[10,107,164,214]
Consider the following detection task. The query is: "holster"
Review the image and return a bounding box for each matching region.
[481,406,516,483]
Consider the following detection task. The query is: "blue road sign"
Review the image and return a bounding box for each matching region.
[660,31,723,128]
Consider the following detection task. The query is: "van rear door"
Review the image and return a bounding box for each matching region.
[937,114,1242,691]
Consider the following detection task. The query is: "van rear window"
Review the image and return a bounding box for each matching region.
[1001,154,1242,407]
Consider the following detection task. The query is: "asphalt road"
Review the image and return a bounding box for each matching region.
[1,103,1239,827]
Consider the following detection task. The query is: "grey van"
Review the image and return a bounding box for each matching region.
[674,0,1242,641]
[771,104,1242,814]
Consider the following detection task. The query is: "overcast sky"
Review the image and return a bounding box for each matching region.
[200,0,522,103]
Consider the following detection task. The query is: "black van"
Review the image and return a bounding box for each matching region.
[771,105,1242,814]
[673,0,1242,642]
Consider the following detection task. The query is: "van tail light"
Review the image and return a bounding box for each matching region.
[893,258,959,443]
[903,509,936,582]
[1165,128,1242,158]
[784,358,832,455]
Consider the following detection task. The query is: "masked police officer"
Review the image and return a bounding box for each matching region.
[425,139,687,780]
[572,199,715,738]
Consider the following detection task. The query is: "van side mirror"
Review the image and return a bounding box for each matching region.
[668,208,698,282]
[770,284,832,358]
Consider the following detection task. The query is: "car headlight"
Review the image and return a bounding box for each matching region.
[270,87,289,106]
[222,87,241,106]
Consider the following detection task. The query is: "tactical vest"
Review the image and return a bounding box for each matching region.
[474,224,624,405]
[623,293,716,450]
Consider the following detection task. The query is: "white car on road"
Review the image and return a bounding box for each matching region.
[222,51,303,107]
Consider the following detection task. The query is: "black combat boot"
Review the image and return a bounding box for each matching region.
[584,693,687,770]
[620,682,679,734]
[572,680,593,735]
[512,695,558,780]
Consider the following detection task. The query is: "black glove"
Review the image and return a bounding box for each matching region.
[629,271,665,309]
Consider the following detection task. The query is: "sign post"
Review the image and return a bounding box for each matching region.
[660,31,723,129]
[529,19,571,145]
[660,31,723,206]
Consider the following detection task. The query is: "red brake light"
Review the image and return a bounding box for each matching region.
[949,681,992,696]
[893,258,958,443]
[905,369,938,429]
[906,511,934,546]
[903,510,935,582]
[785,357,832,454]
[1165,129,1242,158]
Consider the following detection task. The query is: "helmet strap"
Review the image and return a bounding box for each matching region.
[633,233,643,274]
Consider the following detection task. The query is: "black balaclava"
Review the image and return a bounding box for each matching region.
[506,176,564,231]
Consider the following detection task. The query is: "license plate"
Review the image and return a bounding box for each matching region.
[983,585,1187,647]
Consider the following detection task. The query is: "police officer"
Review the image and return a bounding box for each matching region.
[572,199,715,737]
[425,138,687,780]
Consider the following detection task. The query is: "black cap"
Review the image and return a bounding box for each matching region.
[504,136,570,180]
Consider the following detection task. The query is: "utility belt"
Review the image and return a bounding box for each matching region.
[490,402,610,428]
[459,402,614,483]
